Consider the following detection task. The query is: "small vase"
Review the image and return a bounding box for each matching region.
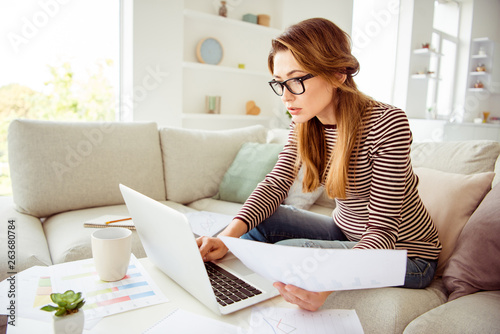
[53,311,84,334]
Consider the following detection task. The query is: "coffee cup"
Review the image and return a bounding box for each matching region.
[91,227,132,281]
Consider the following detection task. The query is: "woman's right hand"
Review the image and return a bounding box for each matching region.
[196,236,229,262]
[196,218,248,262]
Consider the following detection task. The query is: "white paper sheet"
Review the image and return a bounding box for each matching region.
[185,211,233,237]
[220,236,407,292]
[143,308,239,334]
[250,307,364,334]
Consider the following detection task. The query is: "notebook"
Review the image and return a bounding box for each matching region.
[83,215,135,230]
[119,184,279,315]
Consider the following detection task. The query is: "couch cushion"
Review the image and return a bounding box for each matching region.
[215,142,283,203]
[442,182,500,301]
[284,166,325,210]
[323,279,447,334]
[411,140,500,175]
[494,153,500,187]
[8,120,166,218]
[0,197,52,281]
[160,125,268,204]
[403,291,500,334]
[43,202,196,264]
[188,198,244,217]
[414,167,494,275]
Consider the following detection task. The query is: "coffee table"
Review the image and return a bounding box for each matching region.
[4,258,286,333]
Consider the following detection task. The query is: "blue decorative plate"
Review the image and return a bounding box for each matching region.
[196,37,223,65]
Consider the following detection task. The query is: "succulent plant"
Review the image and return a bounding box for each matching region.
[41,290,85,317]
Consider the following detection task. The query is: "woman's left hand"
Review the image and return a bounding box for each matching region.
[273,282,333,311]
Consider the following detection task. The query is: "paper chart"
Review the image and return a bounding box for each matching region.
[50,254,168,320]
[185,211,233,236]
[0,254,168,327]
[250,307,364,334]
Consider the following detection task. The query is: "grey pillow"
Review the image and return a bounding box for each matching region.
[8,119,166,217]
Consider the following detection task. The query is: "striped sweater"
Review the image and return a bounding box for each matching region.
[235,101,442,260]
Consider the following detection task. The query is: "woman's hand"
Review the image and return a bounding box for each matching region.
[196,236,229,262]
[197,218,248,262]
[273,282,332,312]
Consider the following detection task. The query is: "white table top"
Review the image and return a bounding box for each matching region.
[8,258,286,333]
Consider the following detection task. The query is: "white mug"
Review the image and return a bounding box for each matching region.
[91,227,132,281]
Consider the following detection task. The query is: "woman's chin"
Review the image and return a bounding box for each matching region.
[291,114,310,124]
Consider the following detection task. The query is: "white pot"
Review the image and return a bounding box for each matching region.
[53,311,84,334]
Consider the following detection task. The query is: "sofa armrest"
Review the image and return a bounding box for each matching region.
[404,290,500,334]
[0,197,52,281]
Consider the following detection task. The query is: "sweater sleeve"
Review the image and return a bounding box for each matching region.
[353,108,412,250]
[235,128,299,231]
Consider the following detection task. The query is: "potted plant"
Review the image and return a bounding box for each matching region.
[41,290,85,334]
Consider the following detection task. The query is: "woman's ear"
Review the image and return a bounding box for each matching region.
[335,72,347,85]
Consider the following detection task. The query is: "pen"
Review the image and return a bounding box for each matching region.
[105,218,132,225]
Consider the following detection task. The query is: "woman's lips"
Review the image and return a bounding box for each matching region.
[288,108,301,115]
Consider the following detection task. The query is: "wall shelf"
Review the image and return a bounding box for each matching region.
[183,61,269,77]
[413,48,443,56]
[411,74,437,79]
[184,9,281,34]
[467,38,494,93]
[181,2,283,129]
[469,71,489,76]
[181,113,271,121]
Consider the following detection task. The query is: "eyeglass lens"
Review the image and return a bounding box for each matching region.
[271,78,305,95]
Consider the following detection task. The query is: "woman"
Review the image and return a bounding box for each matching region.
[197,18,441,312]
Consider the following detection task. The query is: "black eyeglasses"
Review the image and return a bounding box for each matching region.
[268,74,315,96]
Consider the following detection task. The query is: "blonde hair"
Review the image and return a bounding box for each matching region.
[268,18,372,199]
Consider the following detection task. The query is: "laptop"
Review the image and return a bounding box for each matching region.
[119,184,279,315]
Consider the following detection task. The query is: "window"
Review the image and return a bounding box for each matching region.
[428,1,460,118]
[0,0,120,195]
[351,0,400,103]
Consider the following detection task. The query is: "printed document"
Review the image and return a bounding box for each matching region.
[220,236,406,292]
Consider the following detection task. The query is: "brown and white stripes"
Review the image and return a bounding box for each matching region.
[235,101,441,260]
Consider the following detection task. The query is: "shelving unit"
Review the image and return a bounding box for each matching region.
[181,2,285,130]
[467,38,494,92]
[411,48,441,81]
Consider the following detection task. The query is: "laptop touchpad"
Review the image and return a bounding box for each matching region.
[219,257,254,277]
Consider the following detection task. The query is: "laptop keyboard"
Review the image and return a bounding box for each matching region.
[205,262,263,307]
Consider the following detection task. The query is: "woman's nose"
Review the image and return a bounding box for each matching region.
[281,87,295,103]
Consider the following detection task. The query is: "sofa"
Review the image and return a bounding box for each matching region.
[1,119,500,333]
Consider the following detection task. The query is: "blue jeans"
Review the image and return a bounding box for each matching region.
[241,205,437,289]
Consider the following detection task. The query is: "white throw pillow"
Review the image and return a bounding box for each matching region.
[411,140,500,175]
[8,120,166,218]
[160,125,268,204]
[414,167,494,275]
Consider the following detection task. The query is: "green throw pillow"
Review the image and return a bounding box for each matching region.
[215,142,283,203]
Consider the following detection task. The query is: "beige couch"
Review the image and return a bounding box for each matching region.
[1,119,500,333]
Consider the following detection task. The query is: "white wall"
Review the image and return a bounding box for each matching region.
[121,0,183,127]
[281,0,353,33]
